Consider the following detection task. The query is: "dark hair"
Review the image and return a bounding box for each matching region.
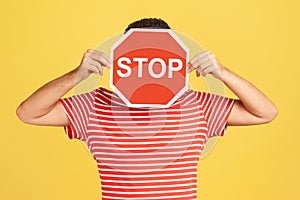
[124,18,171,33]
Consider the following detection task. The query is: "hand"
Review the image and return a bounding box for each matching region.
[75,48,112,83]
[187,50,225,80]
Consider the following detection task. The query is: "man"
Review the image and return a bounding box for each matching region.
[16,18,277,199]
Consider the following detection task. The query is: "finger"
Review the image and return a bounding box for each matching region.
[85,49,111,67]
[189,59,212,74]
[189,50,211,64]
[202,64,217,76]
[193,57,213,71]
[193,59,215,76]
[192,51,216,67]
[96,52,112,67]
[93,51,112,67]
[87,48,99,53]
[87,48,105,56]
[88,59,103,74]
[89,53,111,68]
[196,69,201,77]
[102,54,112,68]
[188,52,211,72]
[87,64,101,74]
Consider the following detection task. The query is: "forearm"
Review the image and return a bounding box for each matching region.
[16,68,80,120]
[220,67,278,119]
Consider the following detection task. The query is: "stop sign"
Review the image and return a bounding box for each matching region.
[110,28,189,108]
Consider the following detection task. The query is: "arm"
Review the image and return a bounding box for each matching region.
[16,49,111,126]
[188,51,278,126]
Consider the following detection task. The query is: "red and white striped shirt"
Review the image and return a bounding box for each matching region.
[59,87,235,200]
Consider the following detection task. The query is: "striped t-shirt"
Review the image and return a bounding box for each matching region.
[59,87,235,200]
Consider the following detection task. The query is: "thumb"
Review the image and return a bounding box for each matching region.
[196,70,201,77]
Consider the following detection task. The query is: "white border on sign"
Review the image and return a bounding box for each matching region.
[110,28,190,108]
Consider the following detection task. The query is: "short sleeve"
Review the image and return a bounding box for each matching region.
[197,91,236,138]
[59,89,97,141]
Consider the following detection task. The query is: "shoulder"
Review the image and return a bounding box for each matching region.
[95,87,127,106]
[185,89,211,102]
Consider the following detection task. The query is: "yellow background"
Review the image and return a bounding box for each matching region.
[1,0,299,199]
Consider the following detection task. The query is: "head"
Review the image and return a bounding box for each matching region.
[124,18,171,34]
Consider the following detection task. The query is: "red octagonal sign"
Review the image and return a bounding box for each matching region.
[110,29,189,108]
